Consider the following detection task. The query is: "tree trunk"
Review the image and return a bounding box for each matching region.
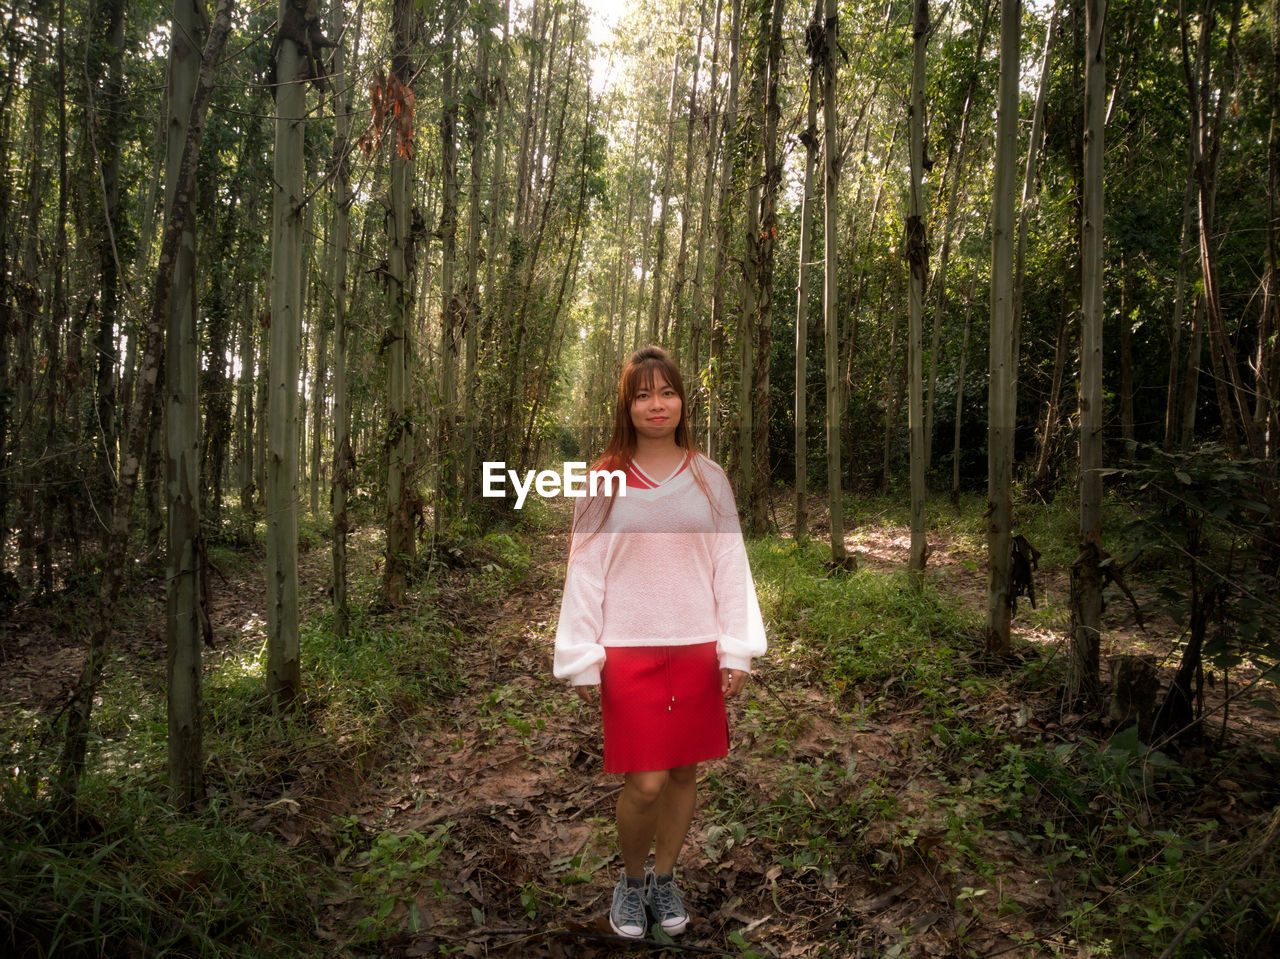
[58,0,234,810]
[267,0,306,705]
[145,362,166,558]
[709,0,744,461]
[1165,150,1197,449]
[736,0,762,497]
[91,0,126,518]
[1068,0,1106,708]
[795,0,822,547]
[164,0,207,811]
[201,190,238,526]
[1181,294,1204,446]
[632,156,654,347]
[1119,266,1134,448]
[331,0,353,638]
[1263,0,1280,459]
[881,302,902,492]
[297,228,311,493]
[650,22,685,343]
[668,0,708,354]
[688,0,724,429]
[986,0,1020,656]
[15,45,45,592]
[41,4,69,596]
[0,34,15,580]
[822,0,846,566]
[512,0,544,237]
[906,0,929,580]
[254,321,268,505]
[483,0,512,354]
[951,274,977,505]
[750,0,784,535]
[310,279,327,517]
[384,0,417,606]
[436,0,461,536]
[1029,293,1071,498]
[462,1,490,511]
[738,77,759,507]
[239,284,256,511]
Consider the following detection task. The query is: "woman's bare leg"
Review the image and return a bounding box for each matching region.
[617,769,668,876]
[653,763,697,875]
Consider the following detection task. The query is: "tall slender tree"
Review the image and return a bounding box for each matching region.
[59,0,235,808]
[985,0,1020,655]
[750,0,785,534]
[822,0,847,568]
[708,0,744,461]
[795,0,823,547]
[164,0,207,809]
[1068,0,1107,706]
[906,0,929,580]
[384,0,418,605]
[331,0,356,638]
[437,0,461,537]
[1264,0,1280,459]
[89,0,126,512]
[462,0,492,510]
[266,0,309,705]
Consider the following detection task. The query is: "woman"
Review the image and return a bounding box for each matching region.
[553,345,767,939]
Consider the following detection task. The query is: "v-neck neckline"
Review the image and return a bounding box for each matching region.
[627,451,691,490]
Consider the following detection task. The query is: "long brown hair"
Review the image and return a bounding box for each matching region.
[570,346,722,554]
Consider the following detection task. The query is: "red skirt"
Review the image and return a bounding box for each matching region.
[600,642,729,773]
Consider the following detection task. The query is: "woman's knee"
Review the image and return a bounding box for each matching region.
[623,770,669,806]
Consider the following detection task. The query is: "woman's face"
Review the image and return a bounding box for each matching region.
[630,373,682,443]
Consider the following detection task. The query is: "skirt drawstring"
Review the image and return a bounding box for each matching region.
[665,648,675,712]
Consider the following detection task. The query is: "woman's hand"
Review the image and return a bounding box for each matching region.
[575,684,600,704]
[721,668,748,697]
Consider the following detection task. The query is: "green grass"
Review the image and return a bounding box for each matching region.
[0,510,484,958]
[749,538,976,708]
[5,493,1278,958]
[0,777,316,958]
[736,507,1280,958]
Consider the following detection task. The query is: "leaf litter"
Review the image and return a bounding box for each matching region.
[5,504,1280,957]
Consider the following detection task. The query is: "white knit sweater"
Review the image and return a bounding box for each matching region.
[552,453,767,686]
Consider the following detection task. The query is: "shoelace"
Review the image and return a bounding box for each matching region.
[650,879,684,917]
[615,884,646,926]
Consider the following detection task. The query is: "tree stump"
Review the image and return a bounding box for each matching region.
[1107,654,1160,741]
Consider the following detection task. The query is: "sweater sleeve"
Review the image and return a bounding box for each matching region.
[552,500,608,685]
[708,464,767,673]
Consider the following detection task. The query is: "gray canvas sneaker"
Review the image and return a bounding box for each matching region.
[609,872,647,938]
[644,870,689,935]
